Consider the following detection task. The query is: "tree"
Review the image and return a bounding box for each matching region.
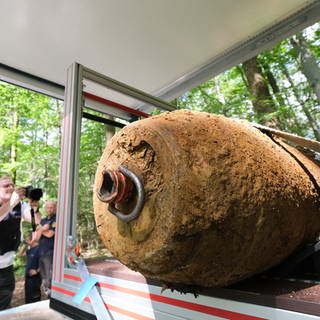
[0,81,62,198]
[175,22,320,141]
[291,31,320,103]
[242,56,280,128]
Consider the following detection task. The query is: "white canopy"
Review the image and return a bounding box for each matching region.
[1,0,320,109]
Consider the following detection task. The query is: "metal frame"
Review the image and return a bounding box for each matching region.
[51,62,320,320]
[53,62,175,284]
[0,63,65,100]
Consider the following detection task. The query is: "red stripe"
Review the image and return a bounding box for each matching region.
[64,274,82,282]
[52,285,75,298]
[53,70,69,282]
[64,274,266,320]
[149,294,266,320]
[58,65,73,281]
[83,91,149,118]
[53,67,70,282]
[107,304,153,320]
[51,285,153,320]
[59,69,70,281]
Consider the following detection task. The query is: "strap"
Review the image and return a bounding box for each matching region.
[66,236,111,320]
[253,123,320,153]
[30,208,36,232]
[73,258,111,320]
[72,273,97,304]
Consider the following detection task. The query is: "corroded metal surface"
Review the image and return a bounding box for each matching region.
[94,110,320,287]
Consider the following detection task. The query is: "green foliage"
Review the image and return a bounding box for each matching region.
[14,254,26,277]
[0,82,62,196]
[77,114,107,250]
[177,22,320,140]
[177,69,255,122]
[0,82,62,274]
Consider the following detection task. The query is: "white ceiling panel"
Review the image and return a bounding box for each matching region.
[1,0,319,106]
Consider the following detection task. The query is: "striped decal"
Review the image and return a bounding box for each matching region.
[61,274,267,320]
[52,285,154,320]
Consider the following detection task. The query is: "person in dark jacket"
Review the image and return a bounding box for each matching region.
[0,176,40,310]
[24,236,41,304]
[35,200,56,298]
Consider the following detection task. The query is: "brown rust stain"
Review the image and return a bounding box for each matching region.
[93,110,320,287]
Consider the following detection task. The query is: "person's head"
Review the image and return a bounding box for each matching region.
[44,200,56,217]
[0,176,14,204]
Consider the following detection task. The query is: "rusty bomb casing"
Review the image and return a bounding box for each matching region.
[93,110,320,287]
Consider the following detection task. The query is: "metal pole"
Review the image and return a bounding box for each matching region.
[253,123,320,153]
[82,66,176,112]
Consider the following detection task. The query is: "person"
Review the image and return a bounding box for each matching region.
[0,176,41,310]
[23,235,41,304]
[35,200,56,297]
[28,198,41,238]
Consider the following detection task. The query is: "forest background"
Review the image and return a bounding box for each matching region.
[0,22,319,275]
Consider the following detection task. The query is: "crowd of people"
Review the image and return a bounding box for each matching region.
[0,175,56,310]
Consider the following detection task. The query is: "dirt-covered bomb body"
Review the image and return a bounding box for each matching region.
[94,110,320,287]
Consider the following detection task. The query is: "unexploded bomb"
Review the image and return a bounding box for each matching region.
[94,110,320,287]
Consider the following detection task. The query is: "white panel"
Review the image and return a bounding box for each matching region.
[1,0,318,105]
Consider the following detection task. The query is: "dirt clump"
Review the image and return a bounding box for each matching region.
[94,110,320,287]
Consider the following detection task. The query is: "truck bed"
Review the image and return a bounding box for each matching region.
[85,257,320,318]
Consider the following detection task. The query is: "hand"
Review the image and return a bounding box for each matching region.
[41,224,50,231]
[31,232,38,242]
[10,191,21,207]
[18,249,26,257]
[14,187,26,199]
[28,269,38,276]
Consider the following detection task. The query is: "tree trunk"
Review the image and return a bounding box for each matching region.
[242,56,280,128]
[262,64,286,107]
[279,59,320,141]
[11,106,19,182]
[291,33,320,103]
[56,100,63,147]
[261,61,304,133]
[43,129,49,194]
[105,117,116,143]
